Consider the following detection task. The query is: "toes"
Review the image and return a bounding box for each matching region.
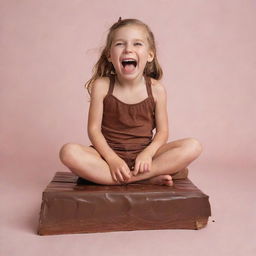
[168,180,173,186]
[148,175,174,186]
[164,175,173,186]
[166,176,172,181]
[165,179,173,186]
[164,175,173,181]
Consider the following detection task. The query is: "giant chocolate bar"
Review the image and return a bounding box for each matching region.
[38,172,211,235]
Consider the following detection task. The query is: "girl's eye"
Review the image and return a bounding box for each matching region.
[114,42,143,47]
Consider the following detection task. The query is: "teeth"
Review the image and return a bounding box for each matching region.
[121,59,137,67]
[123,60,135,64]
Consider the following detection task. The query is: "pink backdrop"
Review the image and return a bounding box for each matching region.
[1,1,256,255]
[1,0,255,174]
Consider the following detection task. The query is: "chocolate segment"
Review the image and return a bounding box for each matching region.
[38,172,211,235]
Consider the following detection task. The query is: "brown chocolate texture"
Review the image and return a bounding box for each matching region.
[38,172,211,235]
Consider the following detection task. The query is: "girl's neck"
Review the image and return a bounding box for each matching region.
[115,74,145,89]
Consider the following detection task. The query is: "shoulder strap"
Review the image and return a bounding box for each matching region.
[145,75,153,97]
[107,75,115,95]
[108,75,152,96]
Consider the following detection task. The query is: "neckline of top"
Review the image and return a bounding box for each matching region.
[107,75,154,106]
[108,94,152,106]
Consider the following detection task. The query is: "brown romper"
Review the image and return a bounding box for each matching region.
[91,74,156,170]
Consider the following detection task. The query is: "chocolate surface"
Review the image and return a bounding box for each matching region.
[38,172,211,235]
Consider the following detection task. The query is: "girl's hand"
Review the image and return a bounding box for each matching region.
[107,156,131,184]
[133,151,152,176]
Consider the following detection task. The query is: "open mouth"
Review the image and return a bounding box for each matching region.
[121,59,137,68]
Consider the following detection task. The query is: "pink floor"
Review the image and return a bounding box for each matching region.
[1,161,255,256]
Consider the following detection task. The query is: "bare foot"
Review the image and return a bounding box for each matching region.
[136,174,173,186]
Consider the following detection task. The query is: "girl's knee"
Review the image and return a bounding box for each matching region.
[59,143,81,164]
[183,138,203,158]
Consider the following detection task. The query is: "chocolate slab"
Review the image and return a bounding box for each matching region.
[38,172,211,235]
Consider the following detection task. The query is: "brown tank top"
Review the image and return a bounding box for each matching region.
[101,75,156,152]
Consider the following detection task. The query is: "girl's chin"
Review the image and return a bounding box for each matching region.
[116,71,142,79]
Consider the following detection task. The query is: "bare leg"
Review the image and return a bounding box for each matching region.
[59,137,202,186]
[134,168,189,186]
[125,137,202,186]
[59,143,117,185]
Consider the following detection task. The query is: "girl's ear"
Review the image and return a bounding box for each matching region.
[147,50,154,62]
[106,52,112,62]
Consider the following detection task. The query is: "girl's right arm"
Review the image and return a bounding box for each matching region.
[87,78,131,183]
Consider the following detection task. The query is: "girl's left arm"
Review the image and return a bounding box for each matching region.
[143,81,169,157]
[133,81,169,175]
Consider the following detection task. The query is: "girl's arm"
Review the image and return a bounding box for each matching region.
[87,77,131,183]
[143,81,169,157]
[133,80,169,175]
[87,77,118,162]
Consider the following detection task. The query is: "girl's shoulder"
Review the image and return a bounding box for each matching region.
[149,77,165,88]
[149,77,167,102]
[90,76,111,98]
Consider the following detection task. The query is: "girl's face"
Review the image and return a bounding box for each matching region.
[107,25,154,78]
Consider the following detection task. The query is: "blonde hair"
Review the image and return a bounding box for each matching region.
[85,18,163,94]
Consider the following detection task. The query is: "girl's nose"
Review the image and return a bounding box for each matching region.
[124,43,133,52]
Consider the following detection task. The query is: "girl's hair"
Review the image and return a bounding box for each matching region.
[85,18,163,94]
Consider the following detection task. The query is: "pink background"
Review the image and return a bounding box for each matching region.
[1,0,255,255]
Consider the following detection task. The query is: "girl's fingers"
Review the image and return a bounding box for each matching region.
[139,162,145,173]
[133,161,151,175]
[121,167,131,180]
[134,162,141,176]
[116,170,124,182]
[142,163,146,172]
[111,172,118,183]
[140,163,150,173]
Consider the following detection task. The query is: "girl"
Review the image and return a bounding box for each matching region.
[59,18,202,186]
